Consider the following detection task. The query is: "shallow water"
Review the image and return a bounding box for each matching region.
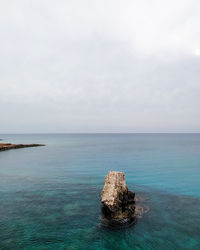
[0,134,200,249]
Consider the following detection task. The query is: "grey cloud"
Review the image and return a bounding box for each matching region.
[0,0,200,133]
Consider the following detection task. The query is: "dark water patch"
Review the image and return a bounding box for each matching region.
[0,183,200,249]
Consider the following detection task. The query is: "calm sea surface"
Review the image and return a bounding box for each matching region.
[0,134,200,249]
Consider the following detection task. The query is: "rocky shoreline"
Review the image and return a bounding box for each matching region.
[0,143,45,151]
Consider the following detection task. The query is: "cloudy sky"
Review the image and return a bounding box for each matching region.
[0,0,200,133]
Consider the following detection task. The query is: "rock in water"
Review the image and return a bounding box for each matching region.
[101,171,136,227]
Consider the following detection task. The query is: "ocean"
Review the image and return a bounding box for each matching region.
[0,134,200,249]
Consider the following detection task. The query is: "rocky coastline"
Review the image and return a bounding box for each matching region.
[0,143,45,151]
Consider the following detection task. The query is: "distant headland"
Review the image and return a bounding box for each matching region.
[0,142,45,151]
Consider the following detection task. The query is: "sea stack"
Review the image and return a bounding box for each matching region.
[101,171,136,227]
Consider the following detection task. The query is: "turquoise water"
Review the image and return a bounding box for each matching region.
[0,134,200,249]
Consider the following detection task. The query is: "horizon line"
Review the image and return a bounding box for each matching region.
[1,132,200,135]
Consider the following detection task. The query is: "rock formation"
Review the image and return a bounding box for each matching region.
[101,171,136,227]
[0,143,45,151]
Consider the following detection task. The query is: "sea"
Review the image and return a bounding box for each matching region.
[0,134,200,249]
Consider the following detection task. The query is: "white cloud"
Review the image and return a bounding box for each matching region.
[194,48,200,56]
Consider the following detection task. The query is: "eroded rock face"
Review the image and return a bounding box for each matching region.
[101,171,136,227]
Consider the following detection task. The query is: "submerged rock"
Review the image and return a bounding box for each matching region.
[101,171,136,227]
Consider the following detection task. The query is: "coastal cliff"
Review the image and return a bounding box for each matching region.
[101,171,136,227]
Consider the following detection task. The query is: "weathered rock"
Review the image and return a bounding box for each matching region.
[101,171,136,227]
[0,143,45,151]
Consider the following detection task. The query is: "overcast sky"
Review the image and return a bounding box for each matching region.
[0,0,200,133]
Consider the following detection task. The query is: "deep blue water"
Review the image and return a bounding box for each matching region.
[0,134,200,249]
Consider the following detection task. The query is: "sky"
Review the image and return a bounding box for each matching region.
[0,0,200,133]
